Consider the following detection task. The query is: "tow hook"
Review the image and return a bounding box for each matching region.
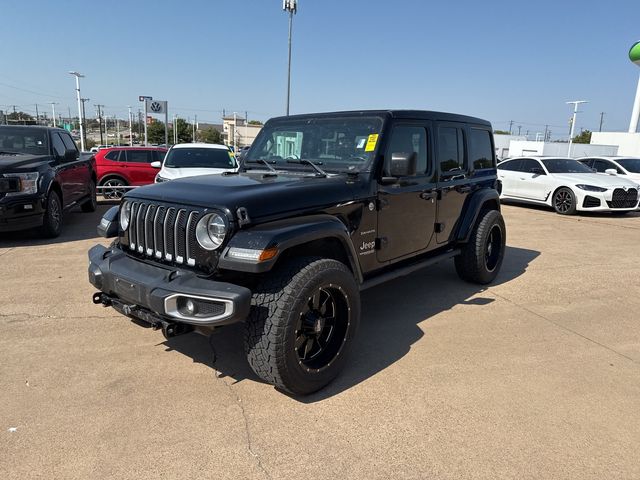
[92,292,111,307]
[159,320,193,339]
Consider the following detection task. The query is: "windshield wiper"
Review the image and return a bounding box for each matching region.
[0,150,18,155]
[244,159,278,175]
[286,159,327,177]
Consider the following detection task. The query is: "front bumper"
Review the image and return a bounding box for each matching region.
[88,244,252,327]
[0,193,46,232]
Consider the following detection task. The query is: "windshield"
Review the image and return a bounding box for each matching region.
[541,158,593,174]
[616,158,640,173]
[245,116,384,173]
[0,127,49,156]
[164,147,236,169]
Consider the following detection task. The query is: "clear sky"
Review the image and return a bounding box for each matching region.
[0,0,638,139]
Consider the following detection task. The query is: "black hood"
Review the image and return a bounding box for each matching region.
[127,172,359,220]
[0,153,52,174]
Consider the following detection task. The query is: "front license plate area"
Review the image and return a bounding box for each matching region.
[114,277,143,304]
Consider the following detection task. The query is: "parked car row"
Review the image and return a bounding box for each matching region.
[497,156,640,214]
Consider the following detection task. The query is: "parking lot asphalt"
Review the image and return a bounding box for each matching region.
[1,204,639,480]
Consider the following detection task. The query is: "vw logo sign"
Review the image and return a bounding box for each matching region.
[150,101,162,113]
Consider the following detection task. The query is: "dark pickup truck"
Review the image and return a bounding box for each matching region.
[0,126,97,237]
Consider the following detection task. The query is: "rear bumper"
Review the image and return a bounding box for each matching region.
[0,194,46,232]
[88,244,252,327]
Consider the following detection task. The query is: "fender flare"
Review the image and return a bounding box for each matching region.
[455,189,500,243]
[217,214,363,283]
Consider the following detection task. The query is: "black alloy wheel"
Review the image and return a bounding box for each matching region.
[295,285,350,372]
[484,224,503,273]
[553,188,576,215]
[41,191,62,238]
[100,177,127,200]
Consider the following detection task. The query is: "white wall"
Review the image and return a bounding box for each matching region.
[494,134,525,159]
[590,132,640,156]
[506,140,617,157]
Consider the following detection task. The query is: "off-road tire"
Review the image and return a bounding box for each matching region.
[553,187,577,215]
[455,209,506,285]
[244,257,360,395]
[41,191,63,238]
[81,179,97,212]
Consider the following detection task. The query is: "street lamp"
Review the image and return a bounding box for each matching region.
[566,100,587,157]
[283,0,297,116]
[69,71,86,151]
[49,102,59,128]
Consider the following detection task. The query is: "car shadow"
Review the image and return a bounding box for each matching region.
[161,245,540,402]
[501,200,640,219]
[0,202,114,247]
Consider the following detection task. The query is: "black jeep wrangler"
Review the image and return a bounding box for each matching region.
[89,110,505,394]
[0,125,97,237]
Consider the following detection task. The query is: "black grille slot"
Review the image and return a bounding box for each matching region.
[164,208,176,260]
[607,188,638,209]
[174,209,188,263]
[582,196,601,208]
[186,211,200,266]
[144,204,156,255]
[129,202,139,249]
[135,204,148,253]
[153,206,166,259]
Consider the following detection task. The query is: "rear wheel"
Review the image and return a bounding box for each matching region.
[553,187,576,215]
[455,209,506,284]
[81,179,97,212]
[244,257,360,395]
[41,191,62,238]
[99,177,128,200]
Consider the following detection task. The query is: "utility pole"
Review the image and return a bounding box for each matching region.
[173,114,177,145]
[35,104,39,125]
[599,112,605,132]
[566,100,588,157]
[128,106,133,146]
[50,102,59,127]
[192,115,197,142]
[138,110,143,142]
[69,71,86,151]
[517,125,522,136]
[543,124,549,142]
[80,98,90,148]
[283,0,297,115]
[116,115,120,146]
[95,104,105,145]
[508,120,514,135]
[233,112,237,150]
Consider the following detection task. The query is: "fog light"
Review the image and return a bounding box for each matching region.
[184,299,197,316]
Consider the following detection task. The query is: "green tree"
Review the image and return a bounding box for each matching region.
[494,130,510,135]
[174,118,193,143]
[572,129,592,144]
[248,120,263,125]
[199,126,223,144]
[147,121,168,144]
[7,111,34,124]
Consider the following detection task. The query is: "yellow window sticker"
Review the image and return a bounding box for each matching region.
[365,134,379,152]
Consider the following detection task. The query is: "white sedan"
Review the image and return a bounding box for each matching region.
[497,156,639,215]
[152,143,238,183]
[577,156,640,186]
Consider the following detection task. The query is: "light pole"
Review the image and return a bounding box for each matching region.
[283,0,297,116]
[69,71,86,151]
[128,106,133,146]
[628,41,640,133]
[50,102,59,127]
[566,100,587,157]
[80,98,90,148]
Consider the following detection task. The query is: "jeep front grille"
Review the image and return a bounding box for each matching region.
[127,201,201,266]
[607,188,638,209]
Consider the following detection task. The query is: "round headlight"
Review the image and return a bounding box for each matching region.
[120,201,132,230]
[196,213,227,250]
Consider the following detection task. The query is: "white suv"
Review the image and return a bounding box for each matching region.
[152,143,238,183]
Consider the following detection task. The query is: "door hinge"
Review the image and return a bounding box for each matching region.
[434,223,445,233]
[376,237,387,249]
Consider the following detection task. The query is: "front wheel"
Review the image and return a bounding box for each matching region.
[553,187,576,215]
[41,191,63,238]
[244,257,360,395]
[81,179,97,212]
[455,209,506,284]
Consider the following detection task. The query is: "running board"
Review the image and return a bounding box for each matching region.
[360,249,460,291]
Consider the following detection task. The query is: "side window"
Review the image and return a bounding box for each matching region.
[104,151,121,161]
[51,133,66,158]
[520,159,541,173]
[127,150,152,163]
[580,158,594,168]
[469,129,494,170]
[386,125,428,175]
[594,159,623,174]
[60,134,78,155]
[438,127,466,173]
[497,159,523,172]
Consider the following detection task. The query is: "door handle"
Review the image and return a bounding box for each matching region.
[457,186,471,193]
[420,190,437,201]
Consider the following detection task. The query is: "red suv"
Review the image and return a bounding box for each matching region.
[95,147,167,199]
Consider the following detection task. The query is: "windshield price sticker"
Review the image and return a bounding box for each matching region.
[365,134,379,152]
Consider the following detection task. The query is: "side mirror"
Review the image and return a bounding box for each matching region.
[530,167,545,175]
[97,206,119,238]
[150,161,161,168]
[64,149,78,162]
[604,168,617,175]
[389,152,417,177]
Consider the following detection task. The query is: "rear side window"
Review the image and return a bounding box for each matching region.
[126,150,152,163]
[104,151,121,161]
[438,127,465,173]
[153,150,166,163]
[497,159,523,171]
[60,134,78,154]
[520,158,542,173]
[469,129,494,170]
